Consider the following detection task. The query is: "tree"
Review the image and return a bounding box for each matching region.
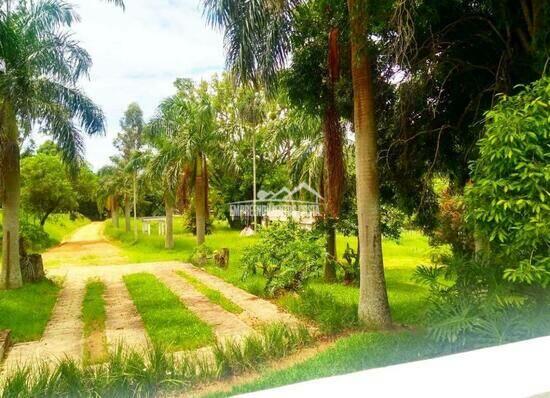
[203,0,347,282]
[202,0,392,326]
[150,79,220,245]
[0,1,105,289]
[115,103,144,235]
[465,77,550,288]
[21,154,78,226]
[347,0,391,327]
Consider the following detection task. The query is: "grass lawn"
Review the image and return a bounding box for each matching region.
[0,279,60,342]
[205,330,449,397]
[82,279,108,364]
[124,273,215,350]
[177,270,243,314]
[106,220,433,329]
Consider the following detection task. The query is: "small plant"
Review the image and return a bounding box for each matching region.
[241,222,325,296]
[189,244,214,267]
[339,243,359,284]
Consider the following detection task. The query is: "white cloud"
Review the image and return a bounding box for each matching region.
[55,0,226,170]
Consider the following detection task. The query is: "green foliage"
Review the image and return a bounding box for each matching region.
[465,77,550,288]
[242,222,325,296]
[414,256,550,348]
[189,244,214,267]
[280,288,358,334]
[0,324,311,397]
[338,203,405,241]
[21,153,78,225]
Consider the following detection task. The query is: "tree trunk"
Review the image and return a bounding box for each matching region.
[348,0,392,328]
[124,198,131,232]
[195,154,206,245]
[111,196,119,228]
[165,198,174,249]
[323,27,345,282]
[0,102,22,289]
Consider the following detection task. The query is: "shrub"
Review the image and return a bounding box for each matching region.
[415,256,550,348]
[188,244,213,267]
[241,222,325,296]
[464,77,550,288]
[338,203,405,241]
[280,288,358,334]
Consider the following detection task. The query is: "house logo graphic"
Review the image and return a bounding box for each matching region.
[228,182,323,223]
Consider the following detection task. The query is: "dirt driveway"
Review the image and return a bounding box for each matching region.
[42,222,128,267]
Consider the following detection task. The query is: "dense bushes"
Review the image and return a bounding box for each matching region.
[465,77,550,288]
[242,222,326,296]
[417,77,550,347]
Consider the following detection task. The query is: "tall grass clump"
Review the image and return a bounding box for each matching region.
[0,324,312,397]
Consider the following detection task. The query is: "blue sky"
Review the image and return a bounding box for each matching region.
[67,0,225,169]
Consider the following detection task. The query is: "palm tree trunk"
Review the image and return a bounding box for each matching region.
[348,0,392,328]
[124,198,131,232]
[111,196,119,228]
[0,102,22,289]
[323,27,345,282]
[165,198,174,249]
[195,154,206,245]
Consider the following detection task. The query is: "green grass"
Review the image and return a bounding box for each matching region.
[0,279,60,343]
[205,330,450,397]
[177,271,243,314]
[106,220,434,331]
[123,273,215,351]
[0,324,312,397]
[82,279,107,364]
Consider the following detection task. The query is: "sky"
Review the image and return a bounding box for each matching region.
[53,0,226,170]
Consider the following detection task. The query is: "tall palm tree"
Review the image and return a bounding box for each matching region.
[203,0,392,327]
[150,80,220,246]
[347,0,391,328]
[0,1,105,289]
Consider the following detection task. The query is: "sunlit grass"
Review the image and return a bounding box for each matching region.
[176,270,243,314]
[124,272,215,351]
[82,279,108,364]
[0,279,60,342]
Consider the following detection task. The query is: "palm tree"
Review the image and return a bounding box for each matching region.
[150,80,220,246]
[203,0,392,327]
[203,0,345,282]
[0,1,105,289]
[347,0,391,328]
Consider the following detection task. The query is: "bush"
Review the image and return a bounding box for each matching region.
[241,222,325,296]
[430,189,474,255]
[465,77,550,288]
[338,203,405,241]
[415,256,550,348]
[188,244,214,267]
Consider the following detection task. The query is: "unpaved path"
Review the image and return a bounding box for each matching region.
[42,222,128,267]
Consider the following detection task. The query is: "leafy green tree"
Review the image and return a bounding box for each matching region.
[115,103,144,234]
[0,0,105,289]
[203,0,393,327]
[465,77,550,287]
[21,154,78,226]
